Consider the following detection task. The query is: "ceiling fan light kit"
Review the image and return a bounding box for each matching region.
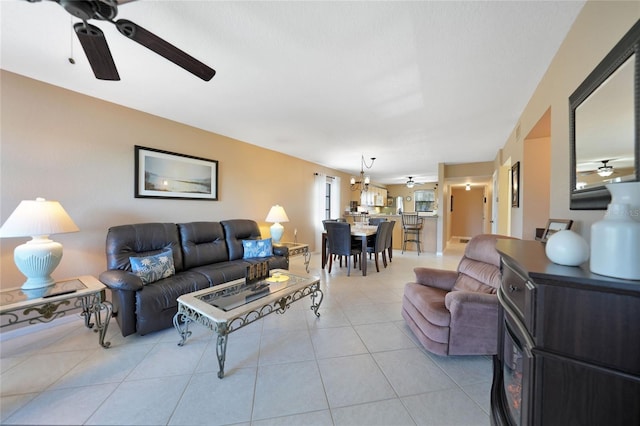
[406,177,415,188]
[597,160,614,177]
[28,0,215,82]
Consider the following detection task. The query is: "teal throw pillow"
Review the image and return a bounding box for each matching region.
[130,249,175,285]
[242,238,273,259]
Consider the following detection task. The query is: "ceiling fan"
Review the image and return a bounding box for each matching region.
[406,177,422,188]
[580,160,616,178]
[25,0,216,81]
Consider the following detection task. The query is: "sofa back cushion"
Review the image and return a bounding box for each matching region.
[221,219,262,261]
[453,257,501,294]
[105,223,184,272]
[452,234,518,294]
[178,222,229,269]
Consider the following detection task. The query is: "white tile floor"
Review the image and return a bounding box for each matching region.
[0,244,493,426]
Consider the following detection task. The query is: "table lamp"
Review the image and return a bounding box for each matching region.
[265,205,289,244]
[0,198,79,291]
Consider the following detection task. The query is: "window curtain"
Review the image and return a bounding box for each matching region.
[331,176,341,219]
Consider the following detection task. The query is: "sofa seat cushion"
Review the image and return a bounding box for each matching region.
[190,260,249,286]
[135,271,210,325]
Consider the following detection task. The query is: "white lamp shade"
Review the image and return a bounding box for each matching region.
[0,198,79,238]
[265,205,289,223]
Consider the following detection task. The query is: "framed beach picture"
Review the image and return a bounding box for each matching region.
[134,145,218,200]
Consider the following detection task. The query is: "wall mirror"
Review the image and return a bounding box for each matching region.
[570,20,640,210]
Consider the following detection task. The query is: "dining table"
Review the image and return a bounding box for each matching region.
[321,224,378,276]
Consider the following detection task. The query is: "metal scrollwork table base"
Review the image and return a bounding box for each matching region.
[0,275,112,348]
[173,270,322,378]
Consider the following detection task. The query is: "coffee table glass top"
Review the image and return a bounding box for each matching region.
[0,279,88,307]
[197,271,308,312]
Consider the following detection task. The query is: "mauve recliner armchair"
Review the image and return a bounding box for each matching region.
[402,234,516,356]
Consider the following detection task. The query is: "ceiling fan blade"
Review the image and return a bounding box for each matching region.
[115,19,215,81]
[74,22,120,81]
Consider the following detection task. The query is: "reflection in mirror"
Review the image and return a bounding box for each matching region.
[570,20,639,210]
[575,54,635,190]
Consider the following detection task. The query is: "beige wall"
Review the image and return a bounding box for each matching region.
[499,1,639,240]
[444,162,494,179]
[523,136,551,240]
[0,71,349,288]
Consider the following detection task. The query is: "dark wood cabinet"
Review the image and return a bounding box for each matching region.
[491,239,640,426]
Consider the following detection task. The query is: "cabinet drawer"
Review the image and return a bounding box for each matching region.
[501,259,535,330]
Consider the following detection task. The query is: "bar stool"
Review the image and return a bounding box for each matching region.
[401,213,423,255]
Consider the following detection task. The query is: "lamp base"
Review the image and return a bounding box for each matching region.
[270,222,284,244]
[14,236,62,290]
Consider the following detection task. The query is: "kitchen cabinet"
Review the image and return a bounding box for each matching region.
[361,187,387,206]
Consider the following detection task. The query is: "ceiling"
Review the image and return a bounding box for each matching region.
[0,0,585,185]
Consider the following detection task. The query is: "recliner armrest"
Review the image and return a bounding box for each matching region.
[99,270,144,292]
[444,290,498,321]
[413,267,458,291]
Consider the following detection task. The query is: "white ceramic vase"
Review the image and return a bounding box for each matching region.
[545,229,589,266]
[607,181,640,221]
[590,182,640,280]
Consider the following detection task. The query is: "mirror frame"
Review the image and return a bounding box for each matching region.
[569,20,640,210]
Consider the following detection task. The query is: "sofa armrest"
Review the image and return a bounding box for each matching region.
[273,245,289,258]
[444,291,498,322]
[413,267,458,291]
[99,270,144,292]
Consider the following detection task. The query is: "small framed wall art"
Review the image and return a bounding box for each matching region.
[540,219,574,243]
[134,145,218,200]
[511,162,520,208]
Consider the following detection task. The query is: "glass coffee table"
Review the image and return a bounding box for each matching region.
[173,269,322,378]
[0,275,112,348]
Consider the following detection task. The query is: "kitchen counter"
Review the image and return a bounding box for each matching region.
[342,213,438,253]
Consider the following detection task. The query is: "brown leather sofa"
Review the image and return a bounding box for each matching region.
[402,234,515,356]
[99,219,289,337]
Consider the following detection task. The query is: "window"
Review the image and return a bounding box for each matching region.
[414,190,435,212]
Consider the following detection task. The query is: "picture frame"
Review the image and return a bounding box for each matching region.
[511,162,520,207]
[539,219,574,243]
[135,145,218,200]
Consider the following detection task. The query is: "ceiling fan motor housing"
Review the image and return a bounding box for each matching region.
[59,0,117,21]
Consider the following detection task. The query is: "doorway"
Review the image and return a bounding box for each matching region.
[450,186,485,241]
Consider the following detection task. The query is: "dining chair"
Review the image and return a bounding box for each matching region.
[366,220,392,272]
[385,220,396,263]
[368,218,387,226]
[324,221,361,276]
[401,213,423,255]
